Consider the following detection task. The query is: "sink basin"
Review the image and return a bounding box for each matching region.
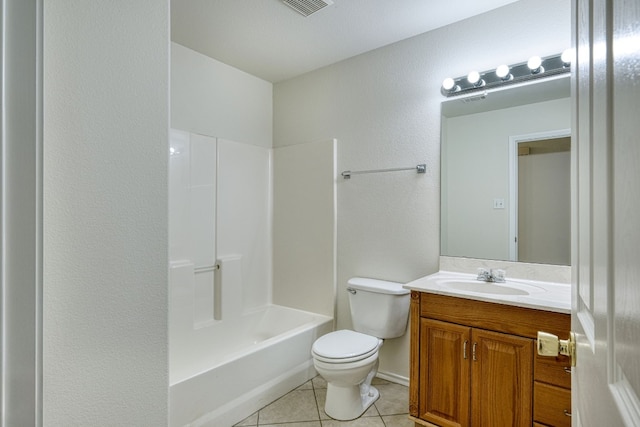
[436,278,545,296]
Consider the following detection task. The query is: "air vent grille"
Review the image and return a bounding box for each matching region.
[282,0,334,17]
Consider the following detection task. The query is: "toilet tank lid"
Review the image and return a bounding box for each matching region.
[347,277,410,295]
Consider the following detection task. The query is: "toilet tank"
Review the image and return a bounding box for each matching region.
[346,277,410,339]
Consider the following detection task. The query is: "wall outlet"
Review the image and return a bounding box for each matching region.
[493,198,505,209]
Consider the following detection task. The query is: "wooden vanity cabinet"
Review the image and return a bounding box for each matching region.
[409,291,571,427]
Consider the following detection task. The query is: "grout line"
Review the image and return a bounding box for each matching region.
[310,378,324,427]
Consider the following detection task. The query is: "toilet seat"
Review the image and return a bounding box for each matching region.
[312,330,381,364]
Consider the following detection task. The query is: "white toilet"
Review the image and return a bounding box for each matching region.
[311,277,410,421]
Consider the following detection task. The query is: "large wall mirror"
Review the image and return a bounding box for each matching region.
[441,75,571,265]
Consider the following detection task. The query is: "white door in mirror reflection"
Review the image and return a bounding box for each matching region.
[509,130,571,265]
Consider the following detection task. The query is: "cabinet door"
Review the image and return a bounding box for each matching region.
[471,329,533,427]
[419,319,471,427]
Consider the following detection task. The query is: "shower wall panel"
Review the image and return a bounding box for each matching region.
[217,139,272,312]
[169,129,217,326]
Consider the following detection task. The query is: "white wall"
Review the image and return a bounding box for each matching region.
[43,2,169,425]
[171,43,273,148]
[273,140,337,317]
[442,98,571,261]
[273,0,571,380]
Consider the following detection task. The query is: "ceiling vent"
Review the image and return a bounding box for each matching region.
[282,0,334,17]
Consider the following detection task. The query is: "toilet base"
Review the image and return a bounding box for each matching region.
[324,383,379,421]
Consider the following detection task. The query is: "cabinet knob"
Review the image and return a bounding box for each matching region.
[537,331,576,367]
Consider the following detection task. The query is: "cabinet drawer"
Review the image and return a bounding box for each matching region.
[534,382,572,427]
[535,351,572,389]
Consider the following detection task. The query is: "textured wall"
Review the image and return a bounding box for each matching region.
[273,0,571,379]
[272,140,337,317]
[43,2,169,425]
[171,43,273,148]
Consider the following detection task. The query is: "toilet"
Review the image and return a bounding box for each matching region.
[311,277,410,421]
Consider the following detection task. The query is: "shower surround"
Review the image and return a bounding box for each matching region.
[168,130,336,426]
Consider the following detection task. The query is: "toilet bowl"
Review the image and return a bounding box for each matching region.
[312,329,382,420]
[311,277,410,421]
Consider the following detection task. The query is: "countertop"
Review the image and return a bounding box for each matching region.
[404,271,571,314]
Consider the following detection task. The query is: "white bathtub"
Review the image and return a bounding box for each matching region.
[169,304,333,427]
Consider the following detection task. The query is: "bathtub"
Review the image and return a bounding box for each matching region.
[169,304,333,427]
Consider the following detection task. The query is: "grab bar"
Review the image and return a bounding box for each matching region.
[194,264,220,274]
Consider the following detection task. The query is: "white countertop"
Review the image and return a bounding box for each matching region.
[404,271,571,314]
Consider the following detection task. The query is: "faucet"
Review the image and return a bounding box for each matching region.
[476,268,506,283]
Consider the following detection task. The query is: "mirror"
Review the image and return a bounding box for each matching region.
[440,75,571,265]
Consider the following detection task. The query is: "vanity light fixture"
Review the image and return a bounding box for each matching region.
[440,51,571,97]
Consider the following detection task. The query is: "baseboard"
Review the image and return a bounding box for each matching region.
[376,370,409,387]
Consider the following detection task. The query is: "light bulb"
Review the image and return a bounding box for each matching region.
[527,56,543,73]
[496,64,512,80]
[561,49,573,66]
[467,71,481,84]
[442,77,455,91]
[467,71,485,87]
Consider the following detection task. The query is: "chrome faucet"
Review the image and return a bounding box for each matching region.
[476,268,506,283]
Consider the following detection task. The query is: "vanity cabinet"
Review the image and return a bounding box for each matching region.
[409,291,571,427]
[419,318,532,426]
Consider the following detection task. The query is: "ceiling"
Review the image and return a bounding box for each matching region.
[171,0,520,83]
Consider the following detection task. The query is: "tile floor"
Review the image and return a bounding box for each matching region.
[234,376,413,427]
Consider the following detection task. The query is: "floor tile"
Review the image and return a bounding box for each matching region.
[258,389,320,424]
[381,414,414,427]
[373,382,409,416]
[234,411,258,426]
[370,377,390,386]
[296,380,314,390]
[312,375,327,389]
[243,375,409,426]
